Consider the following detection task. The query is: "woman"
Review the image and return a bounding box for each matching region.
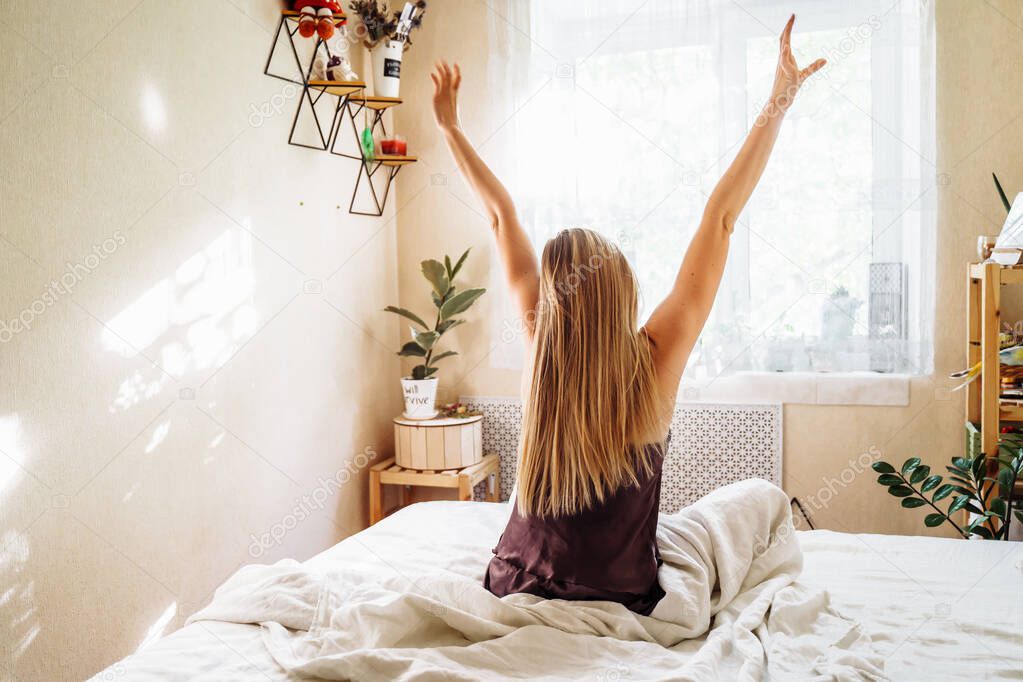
[431,16,824,615]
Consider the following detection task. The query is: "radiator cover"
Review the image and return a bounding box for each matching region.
[459,396,782,512]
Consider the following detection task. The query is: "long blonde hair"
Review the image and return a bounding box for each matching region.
[516,228,664,518]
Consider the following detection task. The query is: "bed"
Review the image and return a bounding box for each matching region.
[93,499,1023,681]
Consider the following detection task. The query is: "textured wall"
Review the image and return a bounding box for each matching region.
[0,0,403,678]
[391,0,1023,538]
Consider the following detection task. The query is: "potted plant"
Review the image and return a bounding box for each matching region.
[871,450,1023,539]
[350,0,427,98]
[385,249,484,419]
[821,285,860,341]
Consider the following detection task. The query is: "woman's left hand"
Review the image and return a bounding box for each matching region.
[431,61,462,132]
[771,14,826,109]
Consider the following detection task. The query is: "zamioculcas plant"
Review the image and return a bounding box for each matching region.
[872,450,1023,539]
[385,249,485,380]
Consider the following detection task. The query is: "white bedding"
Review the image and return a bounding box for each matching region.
[94,498,1023,681]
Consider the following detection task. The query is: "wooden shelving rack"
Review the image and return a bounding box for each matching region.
[965,262,1023,524]
[263,9,416,216]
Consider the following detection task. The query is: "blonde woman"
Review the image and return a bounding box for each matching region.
[431,16,824,615]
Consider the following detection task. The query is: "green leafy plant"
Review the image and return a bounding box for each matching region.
[872,450,1023,539]
[384,249,485,380]
[993,172,1012,214]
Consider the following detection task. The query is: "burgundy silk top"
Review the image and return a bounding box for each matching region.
[484,438,667,615]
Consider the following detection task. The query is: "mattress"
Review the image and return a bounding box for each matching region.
[94,501,1023,681]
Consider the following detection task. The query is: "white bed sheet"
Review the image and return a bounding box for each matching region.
[94,501,1023,681]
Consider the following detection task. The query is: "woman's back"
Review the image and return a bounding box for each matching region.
[432,19,826,618]
[484,438,667,615]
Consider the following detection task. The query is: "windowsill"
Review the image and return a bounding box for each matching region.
[681,371,911,407]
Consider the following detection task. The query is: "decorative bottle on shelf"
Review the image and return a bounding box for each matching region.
[360,119,375,162]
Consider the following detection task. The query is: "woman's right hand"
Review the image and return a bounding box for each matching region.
[431,61,461,132]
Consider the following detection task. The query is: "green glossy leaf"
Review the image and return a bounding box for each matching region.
[877,474,903,486]
[998,468,1017,493]
[410,364,428,380]
[888,485,914,498]
[924,513,946,527]
[437,318,465,334]
[414,330,440,351]
[384,305,428,329]
[450,248,470,279]
[948,494,970,513]
[421,259,450,296]
[970,525,993,539]
[397,341,426,357]
[989,497,1007,517]
[872,461,896,474]
[995,172,1013,213]
[902,457,922,475]
[920,475,942,493]
[971,454,986,479]
[947,474,973,487]
[440,288,485,320]
[909,465,931,484]
[431,350,458,363]
[952,457,972,471]
[424,366,438,377]
[901,497,927,508]
[444,254,453,278]
[932,484,956,502]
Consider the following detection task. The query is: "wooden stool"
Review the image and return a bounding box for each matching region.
[368,453,500,524]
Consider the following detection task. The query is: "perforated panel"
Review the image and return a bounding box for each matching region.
[460,396,782,511]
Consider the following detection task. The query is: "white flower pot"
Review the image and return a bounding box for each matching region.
[372,39,403,98]
[401,377,437,420]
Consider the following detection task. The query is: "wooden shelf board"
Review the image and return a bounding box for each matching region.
[308,79,365,96]
[1000,399,1023,421]
[969,262,1023,284]
[372,453,498,488]
[353,95,403,110]
[375,154,417,167]
[282,9,346,20]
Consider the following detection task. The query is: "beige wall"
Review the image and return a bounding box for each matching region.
[0,1,403,679]
[393,0,1023,536]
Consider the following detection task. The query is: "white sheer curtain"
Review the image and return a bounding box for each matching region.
[485,0,935,380]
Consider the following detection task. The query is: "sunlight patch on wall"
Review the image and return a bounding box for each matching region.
[144,420,171,454]
[0,528,36,660]
[135,601,177,652]
[110,370,171,413]
[102,230,256,384]
[140,84,167,134]
[0,415,26,495]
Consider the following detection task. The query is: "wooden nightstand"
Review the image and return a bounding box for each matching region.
[368,453,500,524]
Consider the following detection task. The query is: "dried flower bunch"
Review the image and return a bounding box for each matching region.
[350,0,427,49]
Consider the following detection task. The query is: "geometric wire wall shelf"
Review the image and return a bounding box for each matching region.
[263,9,416,216]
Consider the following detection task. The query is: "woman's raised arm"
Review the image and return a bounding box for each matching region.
[432,61,540,339]
[644,15,825,390]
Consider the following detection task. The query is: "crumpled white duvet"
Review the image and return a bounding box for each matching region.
[188,479,886,681]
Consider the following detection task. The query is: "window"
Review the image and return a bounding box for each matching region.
[487,0,935,379]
